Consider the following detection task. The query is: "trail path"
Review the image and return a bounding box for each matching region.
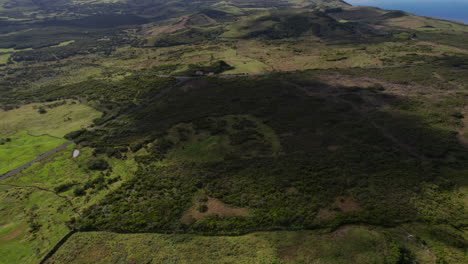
[0,141,74,181]
[0,77,189,182]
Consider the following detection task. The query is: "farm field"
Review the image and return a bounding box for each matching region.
[0,143,138,264]
[0,131,66,175]
[0,100,102,138]
[46,226,437,264]
[0,100,102,175]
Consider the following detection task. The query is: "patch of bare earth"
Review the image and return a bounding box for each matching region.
[0,224,26,242]
[181,197,249,224]
[317,196,363,221]
[332,225,361,237]
[286,187,298,194]
[327,145,340,151]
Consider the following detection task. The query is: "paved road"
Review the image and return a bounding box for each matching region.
[0,77,190,182]
[0,141,74,181]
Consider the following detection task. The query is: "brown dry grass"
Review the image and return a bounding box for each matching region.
[0,224,26,242]
[144,17,189,37]
[181,197,249,224]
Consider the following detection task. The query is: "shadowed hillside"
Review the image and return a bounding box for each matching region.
[0,1,467,264]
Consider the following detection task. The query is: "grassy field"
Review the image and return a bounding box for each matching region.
[0,54,9,64]
[0,100,102,137]
[0,143,139,264]
[0,100,102,175]
[0,144,79,264]
[0,47,33,53]
[0,131,66,175]
[46,226,435,264]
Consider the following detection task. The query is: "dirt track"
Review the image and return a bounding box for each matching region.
[0,141,74,181]
[0,77,190,182]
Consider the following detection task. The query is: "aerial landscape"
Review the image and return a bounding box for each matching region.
[0,0,466,263]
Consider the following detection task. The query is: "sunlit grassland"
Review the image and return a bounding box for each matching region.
[51,40,76,47]
[0,47,33,53]
[46,226,436,264]
[0,185,71,264]
[0,145,80,264]
[24,33,465,82]
[0,54,10,64]
[0,99,101,175]
[29,64,106,89]
[210,2,243,15]
[385,14,468,32]
[0,144,138,264]
[0,100,102,138]
[414,19,468,32]
[207,46,270,74]
[0,131,66,175]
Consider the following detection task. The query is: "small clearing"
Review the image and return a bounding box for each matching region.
[0,223,26,242]
[0,100,102,138]
[317,196,362,221]
[181,197,248,224]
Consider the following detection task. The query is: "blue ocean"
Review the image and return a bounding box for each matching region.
[346,0,468,24]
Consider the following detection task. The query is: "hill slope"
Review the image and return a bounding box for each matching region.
[0,0,467,264]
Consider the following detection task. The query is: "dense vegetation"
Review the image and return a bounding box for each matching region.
[0,0,467,263]
[1,70,174,119]
[71,74,467,237]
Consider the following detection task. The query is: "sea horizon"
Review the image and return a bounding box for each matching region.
[346,0,468,24]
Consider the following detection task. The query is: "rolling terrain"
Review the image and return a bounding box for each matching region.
[0,0,467,263]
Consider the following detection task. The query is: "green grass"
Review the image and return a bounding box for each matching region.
[0,100,102,137]
[0,143,138,264]
[0,100,102,175]
[0,47,33,53]
[46,226,434,263]
[164,115,282,163]
[415,27,440,31]
[0,131,66,175]
[220,49,272,74]
[0,54,10,64]
[53,40,75,47]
